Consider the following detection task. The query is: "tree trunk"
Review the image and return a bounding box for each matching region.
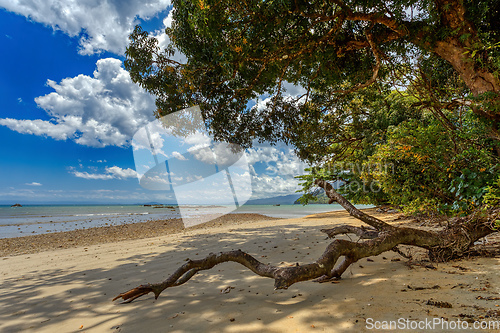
[432,38,500,147]
[432,0,500,93]
[433,40,500,96]
[429,0,500,143]
[113,179,498,304]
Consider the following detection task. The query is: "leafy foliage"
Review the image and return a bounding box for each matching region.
[125,0,500,215]
[368,114,498,214]
[484,176,500,208]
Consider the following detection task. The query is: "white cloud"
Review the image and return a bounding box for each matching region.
[106,166,137,178]
[71,165,137,180]
[172,151,187,160]
[142,174,174,185]
[131,120,173,157]
[281,81,307,96]
[184,131,211,149]
[0,58,156,147]
[246,143,307,176]
[0,117,76,140]
[250,174,301,199]
[0,0,172,55]
[72,171,115,180]
[252,89,307,119]
[25,182,42,186]
[243,142,309,198]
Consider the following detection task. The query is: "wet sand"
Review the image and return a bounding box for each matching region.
[0,213,279,256]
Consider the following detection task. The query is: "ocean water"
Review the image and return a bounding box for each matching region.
[0,203,371,239]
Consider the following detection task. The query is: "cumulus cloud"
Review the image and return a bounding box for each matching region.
[72,171,115,180]
[133,130,307,199]
[172,151,187,160]
[184,131,212,150]
[250,174,302,198]
[25,182,42,186]
[0,58,156,147]
[244,143,309,198]
[0,0,172,55]
[106,166,137,178]
[246,143,307,177]
[71,165,137,180]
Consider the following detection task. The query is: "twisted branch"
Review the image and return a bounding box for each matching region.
[113,225,445,303]
[112,182,497,304]
[315,179,393,231]
[321,224,380,239]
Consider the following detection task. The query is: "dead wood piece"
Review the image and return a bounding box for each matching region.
[114,226,445,303]
[113,182,498,303]
[392,245,413,259]
[426,300,453,308]
[112,284,154,303]
[321,225,379,239]
[476,296,500,301]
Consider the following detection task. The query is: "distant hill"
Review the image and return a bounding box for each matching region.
[244,194,302,205]
[294,191,330,204]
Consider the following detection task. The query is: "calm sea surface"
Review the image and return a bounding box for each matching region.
[0,204,372,239]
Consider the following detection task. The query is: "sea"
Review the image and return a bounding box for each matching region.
[0,204,372,239]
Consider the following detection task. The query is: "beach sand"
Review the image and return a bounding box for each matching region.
[1,209,500,332]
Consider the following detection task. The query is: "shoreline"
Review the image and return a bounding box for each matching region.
[0,208,374,257]
[0,213,281,257]
[0,204,352,239]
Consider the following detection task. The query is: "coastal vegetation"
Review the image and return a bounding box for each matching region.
[114,0,499,303]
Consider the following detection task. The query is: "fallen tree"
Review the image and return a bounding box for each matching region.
[113,179,499,303]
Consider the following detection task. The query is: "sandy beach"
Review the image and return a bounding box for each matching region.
[1,209,500,332]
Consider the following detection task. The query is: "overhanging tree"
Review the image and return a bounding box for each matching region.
[114,0,500,303]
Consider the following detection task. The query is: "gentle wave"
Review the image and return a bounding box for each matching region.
[73,212,150,217]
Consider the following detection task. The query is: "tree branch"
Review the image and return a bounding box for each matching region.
[345,12,408,36]
[112,213,496,304]
[321,224,380,239]
[315,179,394,231]
[331,29,383,95]
[113,225,448,303]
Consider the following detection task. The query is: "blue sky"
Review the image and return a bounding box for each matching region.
[0,1,307,205]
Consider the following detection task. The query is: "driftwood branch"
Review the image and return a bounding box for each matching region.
[321,224,380,239]
[113,221,494,303]
[113,180,497,304]
[113,227,437,303]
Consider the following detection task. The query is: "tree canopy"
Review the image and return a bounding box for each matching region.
[125,0,500,214]
[114,0,500,305]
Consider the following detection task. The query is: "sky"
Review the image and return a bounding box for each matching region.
[0,1,308,205]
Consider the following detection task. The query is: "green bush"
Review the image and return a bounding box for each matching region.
[484,176,500,208]
[366,115,499,215]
